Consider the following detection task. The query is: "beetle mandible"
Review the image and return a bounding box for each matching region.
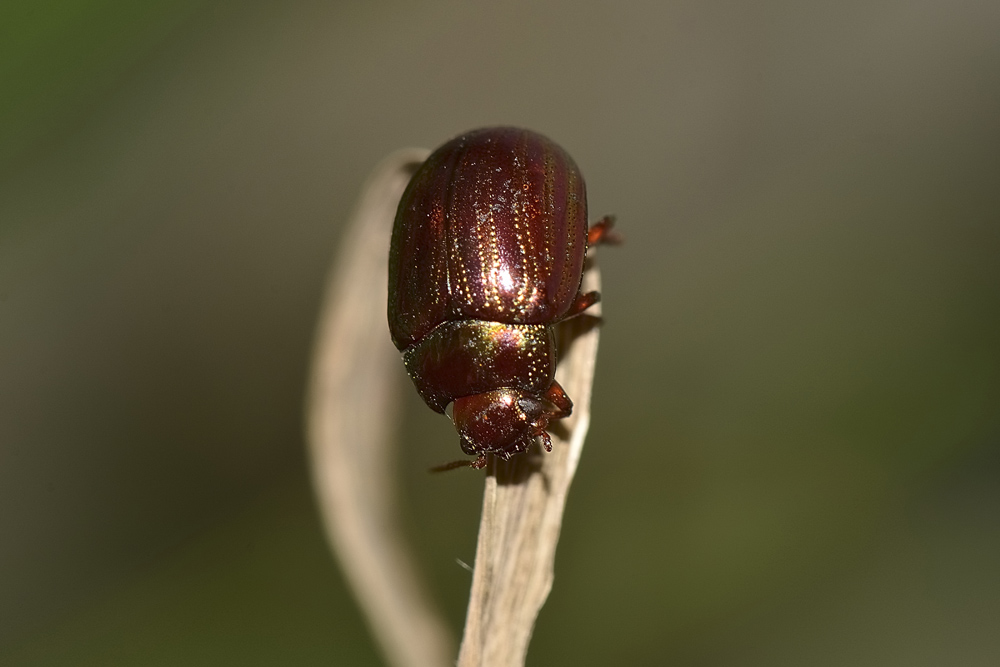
[388,127,616,469]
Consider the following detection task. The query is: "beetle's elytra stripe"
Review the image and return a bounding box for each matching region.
[389,127,589,349]
[515,131,540,312]
[542,141,557,300]
[558,161,580,309]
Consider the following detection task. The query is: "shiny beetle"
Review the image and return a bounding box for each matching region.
[388,127,616,469]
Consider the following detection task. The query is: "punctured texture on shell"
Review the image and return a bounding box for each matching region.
[402,321,555,413]
[388,127,588,351]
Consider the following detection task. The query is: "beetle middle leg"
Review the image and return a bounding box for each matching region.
[587,215,622,246]
[563,290,601,318]
[566,216,620,319]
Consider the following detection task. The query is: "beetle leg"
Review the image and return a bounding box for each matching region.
[563,290,601,318]
[544,380,574,419]
[587,215,622,246]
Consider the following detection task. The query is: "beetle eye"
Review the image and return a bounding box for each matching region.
[516,396,545,419]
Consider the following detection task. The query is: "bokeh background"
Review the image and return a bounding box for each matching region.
[2,1,999,665]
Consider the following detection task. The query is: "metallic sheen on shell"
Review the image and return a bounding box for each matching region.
[387,126,603,464]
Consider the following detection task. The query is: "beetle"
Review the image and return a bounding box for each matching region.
[388,127,616,469]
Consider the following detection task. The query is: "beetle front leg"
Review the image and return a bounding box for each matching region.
[544,380,574,419]
[533,381,573,452]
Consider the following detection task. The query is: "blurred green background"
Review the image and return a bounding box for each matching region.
[2,0,998,665]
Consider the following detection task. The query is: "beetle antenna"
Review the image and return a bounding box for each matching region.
[429,459,473,473]
[429,454,488,473]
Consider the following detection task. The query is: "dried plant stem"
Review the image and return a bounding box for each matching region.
[307,148,601,667]
[306,148,452,667]
[457,267,601,667]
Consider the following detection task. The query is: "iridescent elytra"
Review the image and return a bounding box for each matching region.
[388,126,616,469]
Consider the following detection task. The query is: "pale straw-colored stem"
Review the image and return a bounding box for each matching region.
[456,263,601,667]
[305,148,451,667]
[306,148,601,667]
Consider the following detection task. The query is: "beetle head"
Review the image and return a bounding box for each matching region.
[450,389,554,459]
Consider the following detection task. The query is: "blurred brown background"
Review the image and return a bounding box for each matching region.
[2,1,998,665]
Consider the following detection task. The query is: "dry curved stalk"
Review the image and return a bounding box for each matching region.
[307,147,602,667]
[305,148,451,667]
